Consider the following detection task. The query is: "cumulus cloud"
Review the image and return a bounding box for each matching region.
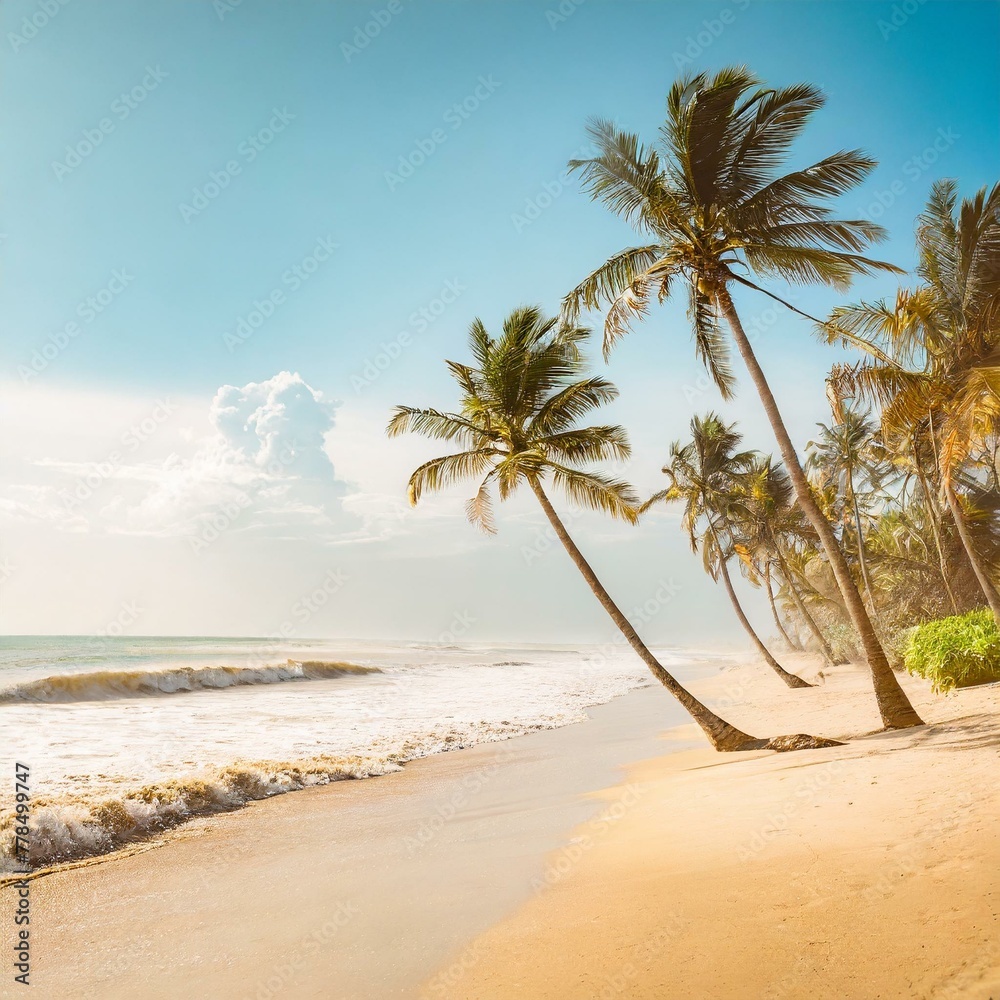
[0,372,360,543]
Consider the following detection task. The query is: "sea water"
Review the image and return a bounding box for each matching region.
[0,635,721,867]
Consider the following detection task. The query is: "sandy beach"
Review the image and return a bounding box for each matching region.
[425,658,1000,1000]
[3,654,999,999]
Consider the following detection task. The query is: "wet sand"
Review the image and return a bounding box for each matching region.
[5,656,999,999]
[0,680,693,999]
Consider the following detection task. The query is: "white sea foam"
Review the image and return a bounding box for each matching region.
[0,637,718,869]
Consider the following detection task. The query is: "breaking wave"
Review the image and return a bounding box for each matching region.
[0,660,379,704]
[0,755,399,870]
[0,717,561,870]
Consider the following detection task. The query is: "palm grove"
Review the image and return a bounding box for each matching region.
[389,67,1000,751]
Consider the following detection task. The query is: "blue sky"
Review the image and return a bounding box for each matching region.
[1,0,998,643]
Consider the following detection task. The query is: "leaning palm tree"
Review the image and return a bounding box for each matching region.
[388,307,836,752]
[645,414,811,688]
[828,180,1000,624]
[805,406,885,615]
[562,66,922,728]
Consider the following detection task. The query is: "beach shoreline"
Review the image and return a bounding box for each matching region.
[4,654,999,999]
[0,670,693,999]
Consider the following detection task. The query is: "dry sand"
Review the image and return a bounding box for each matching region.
[3,654,998,999]
[422,657,1000,1000]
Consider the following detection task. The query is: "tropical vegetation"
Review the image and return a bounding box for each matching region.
[387,307,835,751]
[904,609,1000,693]
[389,64,1000,752]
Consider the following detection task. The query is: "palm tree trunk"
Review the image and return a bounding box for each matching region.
[775,552,837,668]
[765,561,801,650]
[847,473,877,617]
[944,481,1000,624]
[526,478,765,751]
[915,461,960,614]
[716,285,923,729]
[716,556,812,688]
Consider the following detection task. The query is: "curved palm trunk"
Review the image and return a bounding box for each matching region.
[944,482,1000,624]
[765,562,801,650]
[716,557,812,688]
[527,478,764,751]
[775,554,837,668]
[717,286,923,728]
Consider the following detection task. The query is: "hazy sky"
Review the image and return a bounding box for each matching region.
[1,0,998,645]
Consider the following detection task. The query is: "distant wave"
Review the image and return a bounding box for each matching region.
[0,660,380,704]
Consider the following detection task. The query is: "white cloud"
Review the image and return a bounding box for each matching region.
[0,372,360,542]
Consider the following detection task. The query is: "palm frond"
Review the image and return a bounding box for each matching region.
[544,462,639,523]
[407,449,500,505]
[387,406,491,447]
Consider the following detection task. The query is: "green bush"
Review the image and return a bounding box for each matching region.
[904,608,1000,693]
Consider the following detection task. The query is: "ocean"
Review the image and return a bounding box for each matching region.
[0,635,722,869]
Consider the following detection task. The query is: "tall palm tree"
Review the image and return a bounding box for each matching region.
[829,181,1000,624]
[561,66,922,728]
[644,414,812,688]
[388,307,835,752]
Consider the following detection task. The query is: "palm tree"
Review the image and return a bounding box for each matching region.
[731,457,835,662]
[828,180,1000,624]
[645,414,812,688]
[388,307,836,752]
[562,66,922,728]
[762,560,802,651]
[805,406,885,615]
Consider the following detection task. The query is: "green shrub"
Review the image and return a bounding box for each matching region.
[904,608,1000,693]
